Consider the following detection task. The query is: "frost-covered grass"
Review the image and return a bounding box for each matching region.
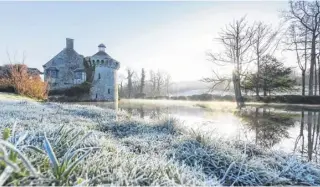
[0,93,36,102]
[1,99,320,186]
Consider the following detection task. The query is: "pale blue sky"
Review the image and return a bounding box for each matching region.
[0,1,291,82]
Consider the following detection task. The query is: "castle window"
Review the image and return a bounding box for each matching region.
[108,88,110,94]
[97,60,100,64]
[47,69,58,78]
[75,71,83,79]
[98,73,101,79]
[96,93,98,99]
[101,60,104,63]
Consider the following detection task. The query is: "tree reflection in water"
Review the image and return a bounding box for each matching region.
[120,105,168,120]
[294,110,320,162]
[236,107,295,149]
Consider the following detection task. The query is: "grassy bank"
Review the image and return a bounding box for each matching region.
[1,99,320,185]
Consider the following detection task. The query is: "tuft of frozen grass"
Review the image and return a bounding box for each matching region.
[1,99,320,186]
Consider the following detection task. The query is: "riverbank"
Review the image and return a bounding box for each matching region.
[136,94,320,105]
[1,98,320,186]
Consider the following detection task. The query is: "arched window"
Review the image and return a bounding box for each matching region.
[108,88,110,94]
[98,73,101,79]
[97,60,100,64]
[92,60,95,63]
[96,94,98,99]
[101,60,104,64]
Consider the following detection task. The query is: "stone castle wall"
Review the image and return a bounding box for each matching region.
[90,64,117,101]
[44,39,119,102]
[43,49,84,90]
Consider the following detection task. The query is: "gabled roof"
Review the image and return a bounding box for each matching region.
[43,48,83,68]
[92,51,111,58]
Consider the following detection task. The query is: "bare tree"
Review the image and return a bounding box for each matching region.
[118,73,126,98]
[149,70,157,97]
[164,72,172,97]
[132,72,140,97]
[285,1,320,95]
[252,21,280,97]
[156,70,164,96]
[286,24,308,95]
[140,68,145,94]
[127,69,134,98]
[202,16,254,108]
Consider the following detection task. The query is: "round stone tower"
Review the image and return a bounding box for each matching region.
[90,43,120,101]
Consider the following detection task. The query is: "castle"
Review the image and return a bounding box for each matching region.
[43,38,120,101]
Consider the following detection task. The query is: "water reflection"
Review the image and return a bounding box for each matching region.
[77,101,320,162]
[119,105,168,120]
[294,110,320,162]
[235,108,295,149]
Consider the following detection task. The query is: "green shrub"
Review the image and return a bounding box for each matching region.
[49,82,91,97]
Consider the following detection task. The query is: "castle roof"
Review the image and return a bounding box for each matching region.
[92,50,112,58]
[98,43,106,48]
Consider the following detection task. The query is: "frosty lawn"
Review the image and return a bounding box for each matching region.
[0,99,320,186]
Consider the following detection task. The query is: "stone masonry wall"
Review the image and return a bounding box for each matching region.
[43,49,84,90]
[90,66,117,101]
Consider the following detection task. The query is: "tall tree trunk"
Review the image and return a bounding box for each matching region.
[318,57,320,96]
[233,70,244,108]
[234,33,244,108]
[256,47,260,97]
[302,70,306,96]
[315,63,318,95]
[263,78,267,97]
[318,34,320,95]
[308,35,316,96]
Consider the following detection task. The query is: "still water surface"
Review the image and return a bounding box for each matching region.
[80,101,320,162]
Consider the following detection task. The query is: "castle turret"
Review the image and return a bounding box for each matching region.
[90,43,120,101]
[98,43,106,52]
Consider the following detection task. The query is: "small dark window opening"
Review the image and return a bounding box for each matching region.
[96,93,98,99]
[47,70,58,78]
[98,73,101,79]
[108,88,110,94]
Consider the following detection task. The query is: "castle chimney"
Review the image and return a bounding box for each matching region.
[66,38,74,49]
